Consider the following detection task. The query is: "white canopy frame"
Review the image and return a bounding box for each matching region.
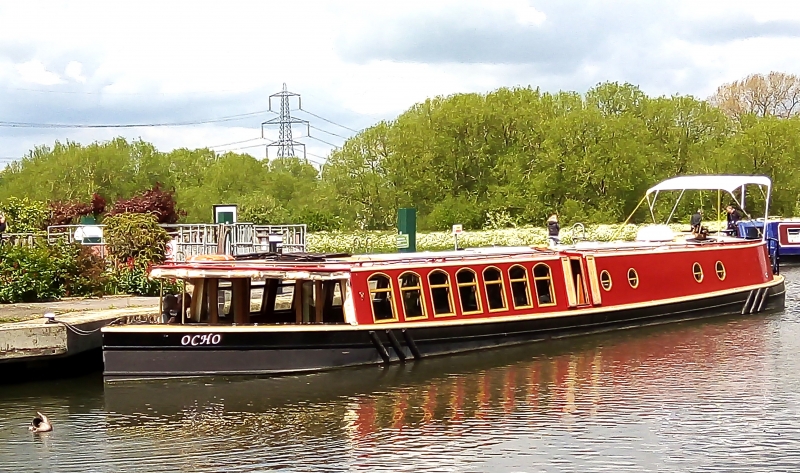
[643,175,772,240]
[610,175,773,242]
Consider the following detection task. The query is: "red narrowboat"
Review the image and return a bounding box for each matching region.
[101,176,786,380]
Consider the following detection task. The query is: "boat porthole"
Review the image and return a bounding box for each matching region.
[627,268,639,289]
[600,270,612,291]
[693,262,704,283]
[715,261,726,281]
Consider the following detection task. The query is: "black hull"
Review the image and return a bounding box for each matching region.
[103,280,785,380]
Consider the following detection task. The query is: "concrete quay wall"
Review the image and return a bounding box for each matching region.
[0,307,158,363]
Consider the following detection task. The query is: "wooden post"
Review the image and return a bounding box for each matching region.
[208,278,219,324]
[294,280,304,324]
[261,279,278,318]
[314,280,325,323]
[324,281,337,312]
[190,278,205,322]
[232,278,250,324]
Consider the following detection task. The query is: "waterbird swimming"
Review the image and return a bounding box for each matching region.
[29,412,52,432]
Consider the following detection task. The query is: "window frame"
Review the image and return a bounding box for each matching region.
[482,266,508,313]
[367,272,398,323]
[507,264,534,310]
[456,268,483,315]
[532,263,557,307]
[428,269,456,317]
[398,271,428,320]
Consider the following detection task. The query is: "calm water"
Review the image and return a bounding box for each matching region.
[3,268,800,472]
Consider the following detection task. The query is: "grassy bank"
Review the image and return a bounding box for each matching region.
[306,222,727,254]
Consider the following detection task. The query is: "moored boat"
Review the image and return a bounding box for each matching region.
[735,219,800,264]
[101,176,786,380]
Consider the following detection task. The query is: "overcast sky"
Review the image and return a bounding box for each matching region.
[2,0,800,166]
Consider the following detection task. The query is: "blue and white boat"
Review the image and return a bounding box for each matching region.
[735,219,800,263]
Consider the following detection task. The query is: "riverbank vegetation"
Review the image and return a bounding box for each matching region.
[0,72,798,303]
[1,72,799,233]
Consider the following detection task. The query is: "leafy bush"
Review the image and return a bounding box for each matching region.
[295,208,343,232]
[48,201,92,226]
[108,184,183,224]
[50,242,108,297]
[240,194,291,225]
[423,195,485,231]
[0,244,63,302]
[104,213,171,263]
[47,193,107,226]
[104,213,172,296]
[0,197,49,233]
[107,260,166,296]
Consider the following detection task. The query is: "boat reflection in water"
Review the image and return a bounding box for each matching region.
[102,312,776,471]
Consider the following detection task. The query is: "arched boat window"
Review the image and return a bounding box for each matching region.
[483,266,507,311]
[715,261,726,281]
[627,268,639,288]
[533,263,556,306]
[508,265,533,309]
[399,272,426,319]
[693,263,704,283]
[600,270,612,291]
[368,273,396,322]
[456,268,482,314]
[428,270,455,316]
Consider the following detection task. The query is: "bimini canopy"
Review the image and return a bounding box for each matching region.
[646,175,771,196]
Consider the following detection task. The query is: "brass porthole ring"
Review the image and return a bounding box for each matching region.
[715,261,726,281]
[600,270,612,291]
[693,262,704,283]
[627,268,639,288]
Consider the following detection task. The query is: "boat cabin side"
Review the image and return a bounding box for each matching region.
[151,254,572,327]
[347,255,571,324]
[152,263,355,326]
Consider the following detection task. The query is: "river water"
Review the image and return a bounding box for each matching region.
[2,268,800,472]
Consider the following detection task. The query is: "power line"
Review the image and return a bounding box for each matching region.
[208,137,264,149]
[309,124,349,140]
[305,134,341,149]
[306,151,329,160]
[215,143,266,153]
[297,108,359,133]
[0,110,270,129]
[3,86,252,97]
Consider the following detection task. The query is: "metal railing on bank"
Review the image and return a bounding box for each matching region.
[40,223,306,260]
[0,232,46,247]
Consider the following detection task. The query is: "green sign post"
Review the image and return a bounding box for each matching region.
[397,208,416,253]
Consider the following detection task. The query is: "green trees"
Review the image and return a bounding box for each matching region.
[2,77,800,231]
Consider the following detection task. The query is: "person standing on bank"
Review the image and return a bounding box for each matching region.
[725,205,742,235]
[0,214,6,245]
[547,214,560,246]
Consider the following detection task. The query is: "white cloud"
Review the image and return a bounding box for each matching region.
[64,61,86,83]
[15,60,63,85]
[0,0,799,163]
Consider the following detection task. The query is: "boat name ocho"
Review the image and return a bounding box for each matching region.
[181,334,221,346]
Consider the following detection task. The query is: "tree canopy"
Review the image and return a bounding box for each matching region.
[3,76,800,231]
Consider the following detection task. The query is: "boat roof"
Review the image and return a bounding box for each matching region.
[646,175,771,195]
[150,247,560,279]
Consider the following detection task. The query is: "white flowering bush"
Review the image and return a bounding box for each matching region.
[307,220,731,254]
